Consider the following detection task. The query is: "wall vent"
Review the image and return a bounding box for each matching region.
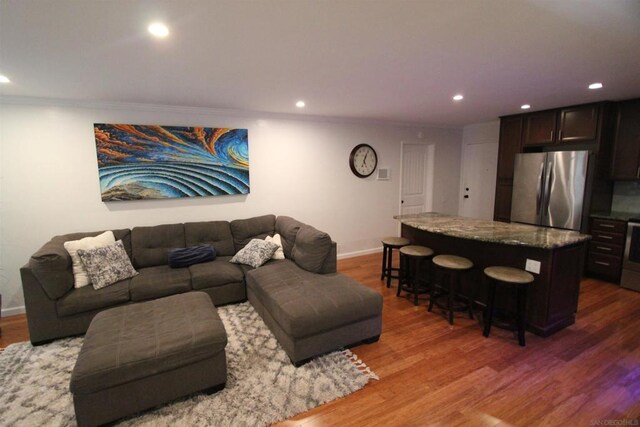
[377,168,389,180]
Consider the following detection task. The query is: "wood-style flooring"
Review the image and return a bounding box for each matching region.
[1,253,639,425]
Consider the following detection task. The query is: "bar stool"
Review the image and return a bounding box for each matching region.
[380,237,410,288]
[428,254,474,325]
[397,245,434,305]
[483,266,534,347]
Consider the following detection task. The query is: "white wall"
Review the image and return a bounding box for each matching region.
[0,99,462,314]
[458,120,500,219]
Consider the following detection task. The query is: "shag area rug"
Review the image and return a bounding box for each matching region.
[0,302,378,426]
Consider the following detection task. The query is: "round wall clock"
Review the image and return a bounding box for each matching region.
[349,144,378,178]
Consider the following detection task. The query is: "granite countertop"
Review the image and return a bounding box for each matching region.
[395,212,591,249]
[590,211,639,222]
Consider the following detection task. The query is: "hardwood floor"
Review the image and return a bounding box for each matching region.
[1,253,639,425]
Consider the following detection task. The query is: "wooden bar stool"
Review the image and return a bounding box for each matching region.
[397,245,434,305]
[483,266,534,347]
[428,254,474,325]
[380,237,410,288]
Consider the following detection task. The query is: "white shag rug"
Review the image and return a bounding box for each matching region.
[0,302,378,426]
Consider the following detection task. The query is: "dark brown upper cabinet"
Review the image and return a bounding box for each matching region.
[610,99,640,180]
[522,110,557,146]
[522,103,602,147]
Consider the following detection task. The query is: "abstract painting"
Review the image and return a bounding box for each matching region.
[94,124,249,201]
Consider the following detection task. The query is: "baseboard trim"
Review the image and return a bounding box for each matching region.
[337,247,382,260]
[2,305,26,317]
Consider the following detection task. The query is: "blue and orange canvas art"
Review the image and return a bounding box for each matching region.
[94,124,249,201]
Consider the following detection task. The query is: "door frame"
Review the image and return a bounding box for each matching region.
[399,141,435,233]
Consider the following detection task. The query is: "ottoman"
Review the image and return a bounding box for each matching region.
[70,292,227,427]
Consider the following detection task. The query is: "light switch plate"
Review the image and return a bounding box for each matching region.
[525,259,541,274]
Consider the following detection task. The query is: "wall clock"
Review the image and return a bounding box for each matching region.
[349,144,378,178]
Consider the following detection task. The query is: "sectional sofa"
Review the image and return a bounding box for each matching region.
[20,214,383,365]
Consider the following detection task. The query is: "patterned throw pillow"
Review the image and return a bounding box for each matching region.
[77,240,138,290]
[230,239,279,268]
[63,230,116,288]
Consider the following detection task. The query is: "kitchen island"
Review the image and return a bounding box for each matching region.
[396,212,591,336]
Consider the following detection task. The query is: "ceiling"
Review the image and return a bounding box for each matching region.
[1,0,640,127]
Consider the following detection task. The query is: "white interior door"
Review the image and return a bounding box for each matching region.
[400,143,434,215]
[459,142,499,219]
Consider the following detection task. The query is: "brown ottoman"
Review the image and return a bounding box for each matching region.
[70,292,227,427]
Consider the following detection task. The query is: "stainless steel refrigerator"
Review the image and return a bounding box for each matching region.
[510,151,589,231]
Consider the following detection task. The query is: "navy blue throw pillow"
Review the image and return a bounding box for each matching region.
[168,245,216,268]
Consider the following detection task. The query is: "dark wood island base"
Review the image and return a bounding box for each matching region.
[397,213,591,337]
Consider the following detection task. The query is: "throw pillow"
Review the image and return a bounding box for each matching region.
[168,245,216,268]
[230,239,279,268]
[77,240,138,290]
[63,231,116,288]
[291,225,332,273]
[265,234,285,260]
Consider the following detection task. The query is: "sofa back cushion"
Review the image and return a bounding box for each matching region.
[230,214,276,252]
[29,229,131,300]
[291,224,332,273]
[275,216,305,259]
[131,224,185,268]
[184,221,235,256]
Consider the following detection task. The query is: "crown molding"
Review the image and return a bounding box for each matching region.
[0,95,460,130]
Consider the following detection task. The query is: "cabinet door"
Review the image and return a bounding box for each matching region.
[558,104,599,143]
[522,110,556,146]
[497,115,523,180]
[611,99,640,180]
[493,180,513,222]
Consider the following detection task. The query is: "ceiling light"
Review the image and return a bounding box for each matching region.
[148,22,169,38]
[588,82,603,90]
[296,101,305,108]
[521,104,531,110]
[0,74,10,83]
[452,94,464,101]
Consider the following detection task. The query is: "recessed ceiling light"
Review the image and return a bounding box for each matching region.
[452,94,464,101]
[296,101,305,108]
[0,74,10,83]
[521,104,531,110]
[588,82,603,90]
[148,22,169,38]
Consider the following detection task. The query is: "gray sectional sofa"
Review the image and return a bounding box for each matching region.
[21,214,382,365]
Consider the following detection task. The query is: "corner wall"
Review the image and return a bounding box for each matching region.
[0,99,462,314]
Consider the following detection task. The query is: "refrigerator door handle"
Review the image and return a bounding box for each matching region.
[544,161,554,216]
[536,161,545,216]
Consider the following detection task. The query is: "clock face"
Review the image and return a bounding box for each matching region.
[349,144,378,178]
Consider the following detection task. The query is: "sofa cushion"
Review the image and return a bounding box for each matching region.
[29,229,131,300]
[130,265,191,301]
[188,256,244,290]
[64,231,116,289]
[230,214,275,252]
[131,224,185,268]
[184,221,235,257]
[56,279,131,317]
[70,292,227,395]
[77,240,138,290]
[246,260,383,339]
[275,216,305,259]
[291,225,332,273]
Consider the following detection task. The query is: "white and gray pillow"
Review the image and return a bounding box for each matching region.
[77,240,138,290]
[63,231,116,288]
[265,234,285,260]
[230,239,279,268]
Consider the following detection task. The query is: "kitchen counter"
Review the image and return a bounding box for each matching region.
[397,212,589,337]
[394,212,591,249]
[590,211,639,222]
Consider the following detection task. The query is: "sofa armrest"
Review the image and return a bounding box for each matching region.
[29,237,75,300]
[319,241,337,274]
